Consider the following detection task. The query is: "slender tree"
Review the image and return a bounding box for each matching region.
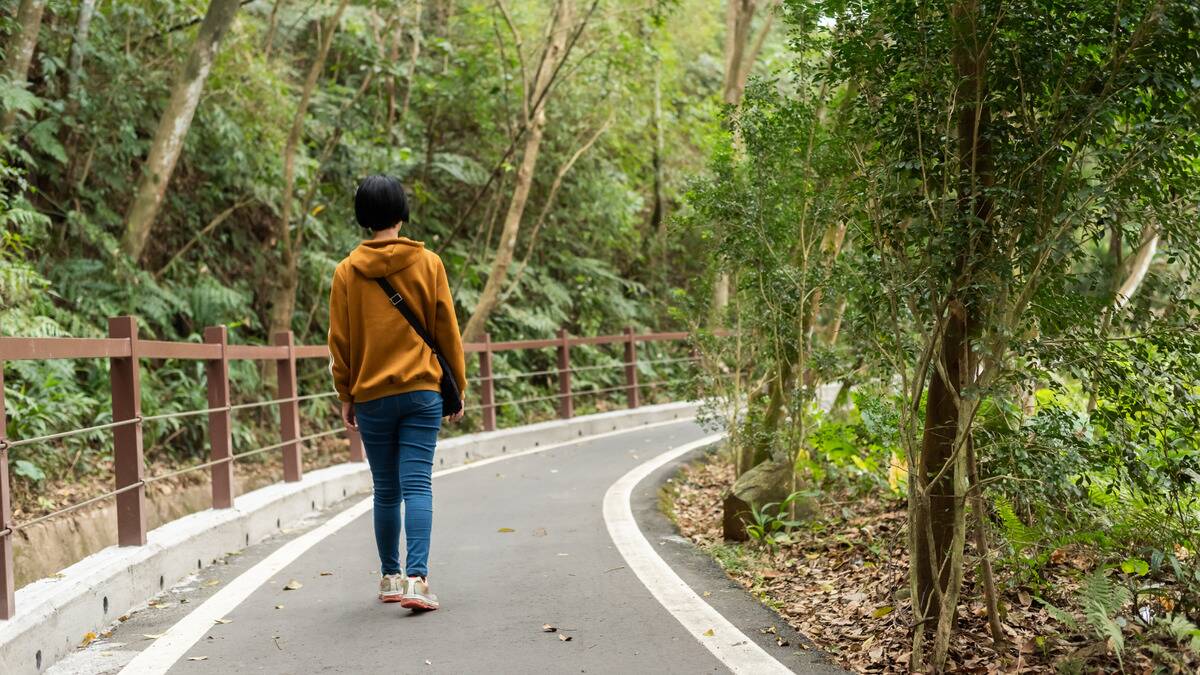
[267,0,352,338]
[119,0,243,262]
[1,0,48,131]
[461,0,584,342]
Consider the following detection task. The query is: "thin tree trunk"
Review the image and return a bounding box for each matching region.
[398,0,423,124]
[119,0,243,263]
[64,0,98,111]
[713,0,774,317]
[263,0,287,58]
[915,0,992,667]
[1,0,48,131]
[650,55,665,235]
[968,440,1006,647]
[1113,223,1159,312]
[461,0,573,343]
[267,0,351,338]
[498,116,611,304]
[385,21,402,135]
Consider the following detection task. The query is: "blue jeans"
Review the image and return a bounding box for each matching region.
[355,390,442,577]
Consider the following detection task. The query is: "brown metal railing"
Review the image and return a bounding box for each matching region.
[0,318,694,619]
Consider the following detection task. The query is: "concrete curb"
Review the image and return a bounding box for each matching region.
[0,402,698,675]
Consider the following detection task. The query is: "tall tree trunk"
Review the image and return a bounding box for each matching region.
[1113,223,1159,312]
[399,0,424,124]
[650,54,665,236]
[712,0,774,316]
[263,0,286,58]
[64,0,98,110]
[1,0,48,131]
[119,0,242,263]
[913,1,992,668]
[461,0,573,343]
[267,0,351,339]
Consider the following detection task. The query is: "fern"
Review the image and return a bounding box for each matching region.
[995,495,1038,552]
[1163,614,1200,654]
[1079,571,1131,657]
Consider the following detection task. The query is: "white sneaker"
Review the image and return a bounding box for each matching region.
[379,573,405,603]
[400,576,439,611]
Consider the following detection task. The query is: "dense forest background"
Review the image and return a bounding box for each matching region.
[4,0,1200,672]
[1,0,760,483]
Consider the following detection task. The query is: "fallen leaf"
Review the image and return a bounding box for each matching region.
[187,656,208,661]
[1049,548,1067,564]
[319,571,334,576]
[283,580,303,591]
[498,527,515,533]
[425,660,432,665]
[703,629,715,637]
[100,651,114,657]
[702,591,712,597]
[543,624,557,632]
[558,634,572,642]
[533,527,548,537]
[776,636,790,647]
[275,605,284,610]
[203,579,220,587]
[760,626,778,635]
[871,605,895,618]
[214,618,232,625]
[143,634,166,640]
[80,632,97,647]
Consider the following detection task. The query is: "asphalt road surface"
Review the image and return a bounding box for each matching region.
[50,419,842,675]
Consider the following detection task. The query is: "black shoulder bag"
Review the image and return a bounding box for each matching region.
[374,277,463,417]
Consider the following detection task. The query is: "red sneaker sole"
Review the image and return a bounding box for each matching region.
[399,598,438,611]
[379,595,405,604]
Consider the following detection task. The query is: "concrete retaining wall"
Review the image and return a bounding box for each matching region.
[0,402,698,674]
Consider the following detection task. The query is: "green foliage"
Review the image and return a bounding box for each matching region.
[0,0,733,483]
[745,491,811,552]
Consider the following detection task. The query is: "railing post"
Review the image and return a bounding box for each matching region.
[557,328,573,419]
[204,326,235,508]
[110,316,146,547]
[480,333,496,432]
[0,360,15,619]
[274,331,302,482]
[624,326,640,409]
[347,426,365,462]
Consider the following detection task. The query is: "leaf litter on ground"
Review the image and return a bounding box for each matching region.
[669,455,1200,673]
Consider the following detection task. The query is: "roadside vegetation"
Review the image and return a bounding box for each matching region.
[3,0,1199,671]
[677,0,1200,671]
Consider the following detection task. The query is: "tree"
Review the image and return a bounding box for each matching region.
[461,0,590,342]
[1,0,47,131]
[712,0,776,313]
[64,0,99,109]
[806,0,1200,665]
[119,0,243,262]
[267,0,353,339]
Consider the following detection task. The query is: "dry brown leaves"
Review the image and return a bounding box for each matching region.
[670,458,1198,674]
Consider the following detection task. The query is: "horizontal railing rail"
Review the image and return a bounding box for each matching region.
[0,319,696,620]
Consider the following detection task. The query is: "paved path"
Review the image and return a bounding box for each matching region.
[50,420,841,674]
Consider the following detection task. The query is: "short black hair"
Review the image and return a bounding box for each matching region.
[354,175,409,230]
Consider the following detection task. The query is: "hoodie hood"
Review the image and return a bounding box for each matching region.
[348,237,426,278]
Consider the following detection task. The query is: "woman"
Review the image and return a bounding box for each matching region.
[328,174,467,611]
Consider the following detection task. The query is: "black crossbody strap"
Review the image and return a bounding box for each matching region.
[374,277,442,357]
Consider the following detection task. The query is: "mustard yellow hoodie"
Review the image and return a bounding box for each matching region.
[328,237,468,404]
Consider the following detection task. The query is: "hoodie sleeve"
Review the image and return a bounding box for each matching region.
[432,256,468,399]
[328,265,353,402]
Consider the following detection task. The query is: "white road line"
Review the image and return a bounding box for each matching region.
[603,434,795,675]
[120,417,697,675]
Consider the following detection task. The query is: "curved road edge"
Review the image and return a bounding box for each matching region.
[611,436,848,675]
